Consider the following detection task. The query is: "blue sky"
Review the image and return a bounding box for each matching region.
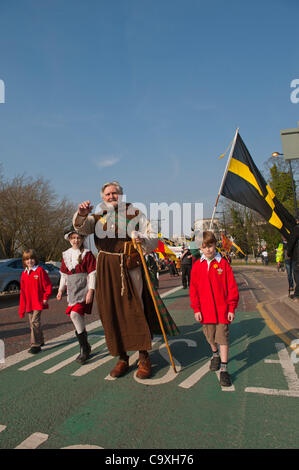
[0,0,299,219]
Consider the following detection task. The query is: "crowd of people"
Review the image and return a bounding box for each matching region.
[17,180,299,388]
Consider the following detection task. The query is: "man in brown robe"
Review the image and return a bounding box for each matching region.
[73,181,163,379]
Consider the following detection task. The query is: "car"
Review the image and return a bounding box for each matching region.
[0,258,61,293]
[41,263,61,288]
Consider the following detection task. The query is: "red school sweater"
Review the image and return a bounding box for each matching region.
[189,257,239,324]
[19,266,52,318]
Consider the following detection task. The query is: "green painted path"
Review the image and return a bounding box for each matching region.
[1,287,299,449]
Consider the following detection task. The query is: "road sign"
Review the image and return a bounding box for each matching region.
[280,123,299,160]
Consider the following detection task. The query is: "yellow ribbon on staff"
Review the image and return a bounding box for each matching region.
[218,137,234,159]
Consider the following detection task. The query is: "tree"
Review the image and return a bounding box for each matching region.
[0,173,75,260]
[264,156,298,216]
[219,200,275,259]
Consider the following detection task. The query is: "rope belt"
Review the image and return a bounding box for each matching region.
[98,250,126,296]
[97,242,139,296]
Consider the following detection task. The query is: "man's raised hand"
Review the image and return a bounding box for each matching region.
[78,200,94,217]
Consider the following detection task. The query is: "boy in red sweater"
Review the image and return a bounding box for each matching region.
[19,249,52,354]
[189,231,239,386]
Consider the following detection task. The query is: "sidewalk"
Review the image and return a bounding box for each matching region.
[234,265,299,347]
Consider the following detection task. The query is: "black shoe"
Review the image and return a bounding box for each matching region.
[75,330,91,364]
[28,346,41,354]
[219,371,232,387]
[210,355,221,371]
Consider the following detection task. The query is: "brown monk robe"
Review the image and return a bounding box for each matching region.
[73,198,162,379]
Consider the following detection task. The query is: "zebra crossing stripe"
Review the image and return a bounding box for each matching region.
[43,338,107,374]
[1,287,180,374]
[160,286,183,298]
[18,333,103,372]
[15,432,48,449]
[1,320,102,371]
[72,349,114,376]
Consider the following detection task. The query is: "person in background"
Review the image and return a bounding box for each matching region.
[181,247,193,289]
[169,259,179,277]
[276,242,284,272]
[282,236,294,296]
[287,219,299,302]
[146,253,159,289]
[176,257,181,274]
[261,248,268,265]
[19,249,52,354]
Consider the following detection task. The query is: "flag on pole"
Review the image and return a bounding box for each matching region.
[220,132,296,238]
[221,234,232,252]
[231,240,246,256]
[221,234,246,256]
[154,239,177,260]
[160,236,176,246]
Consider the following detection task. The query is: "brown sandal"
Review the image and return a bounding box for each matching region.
[110,359,129,378]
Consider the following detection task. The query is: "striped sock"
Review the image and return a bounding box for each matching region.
[220,362,228,372]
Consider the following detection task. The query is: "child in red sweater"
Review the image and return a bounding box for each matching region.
[19,249,52,354]
[189,231,239,386]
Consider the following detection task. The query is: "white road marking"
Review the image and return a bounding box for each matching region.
[245,343,299,397]
[15,432,48,449]
[1,285,179,373]
[19,332,102,371]
[72,348,114,376]
[179,360,235,391]
[43,338,107,374]
[133,340,185,385]
[0,320,102,371]
[179,361,210,389]
[61,445,104,449]
[18,339,91,371]
[160,286,183,298]
[0,339,4,364]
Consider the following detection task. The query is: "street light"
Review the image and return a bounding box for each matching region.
[271,152,298,217]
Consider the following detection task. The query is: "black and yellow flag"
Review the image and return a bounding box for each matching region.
[221,133,296,239]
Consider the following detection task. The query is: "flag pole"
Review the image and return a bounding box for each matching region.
[132,236,177,374]
[209,128,239,230]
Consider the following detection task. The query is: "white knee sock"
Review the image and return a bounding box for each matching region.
[70,311,85,334]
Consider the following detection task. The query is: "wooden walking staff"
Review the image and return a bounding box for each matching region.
[132,235,177,374]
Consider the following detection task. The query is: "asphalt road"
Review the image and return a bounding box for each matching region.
[0,266,299,451]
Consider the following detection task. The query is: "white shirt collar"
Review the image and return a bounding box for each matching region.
[200,253,222,263]
[25,265,38,273]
